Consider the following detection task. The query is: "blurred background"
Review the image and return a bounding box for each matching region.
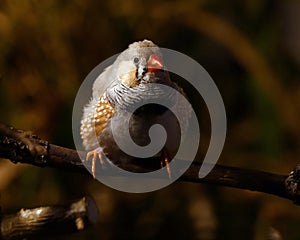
[0,0,300,239]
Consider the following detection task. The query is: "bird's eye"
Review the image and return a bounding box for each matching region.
[133,57,139,64]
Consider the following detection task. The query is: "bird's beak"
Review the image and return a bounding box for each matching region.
[147,54,163,72]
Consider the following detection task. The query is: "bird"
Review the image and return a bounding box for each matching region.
[80,39,188,179]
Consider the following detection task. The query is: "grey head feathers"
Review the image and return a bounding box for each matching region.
[92,39,162,99]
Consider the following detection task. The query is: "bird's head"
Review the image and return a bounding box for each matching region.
[115,39,166,88]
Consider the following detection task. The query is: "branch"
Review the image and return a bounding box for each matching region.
[0,196,99,240]
[0,123,299,205]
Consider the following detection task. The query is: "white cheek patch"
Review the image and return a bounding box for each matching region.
[117,61,138,87]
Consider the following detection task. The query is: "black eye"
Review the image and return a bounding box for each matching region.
[133,57,139,64]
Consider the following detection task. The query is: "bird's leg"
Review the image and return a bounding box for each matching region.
[161,149,172,179]
[86,147,104,178]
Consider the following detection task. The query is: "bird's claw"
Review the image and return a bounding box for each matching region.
[161,149,172,180]
[86,147,104,178]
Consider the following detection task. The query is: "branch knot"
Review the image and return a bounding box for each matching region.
[285,164,300,204]
[0,124,49,167]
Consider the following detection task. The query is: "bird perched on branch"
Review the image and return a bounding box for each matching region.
[80,40,188,178]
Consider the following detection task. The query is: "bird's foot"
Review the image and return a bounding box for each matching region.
[86,147,104,178]
[161,149,172,180]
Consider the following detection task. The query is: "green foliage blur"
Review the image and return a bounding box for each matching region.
[0,0,300,239]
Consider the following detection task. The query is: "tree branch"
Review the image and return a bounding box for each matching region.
[0,196,99,240]
[0,122,299,205]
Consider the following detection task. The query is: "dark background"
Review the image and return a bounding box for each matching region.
[0,0,300,239]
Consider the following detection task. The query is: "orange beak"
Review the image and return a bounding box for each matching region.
[147,54,163,72]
